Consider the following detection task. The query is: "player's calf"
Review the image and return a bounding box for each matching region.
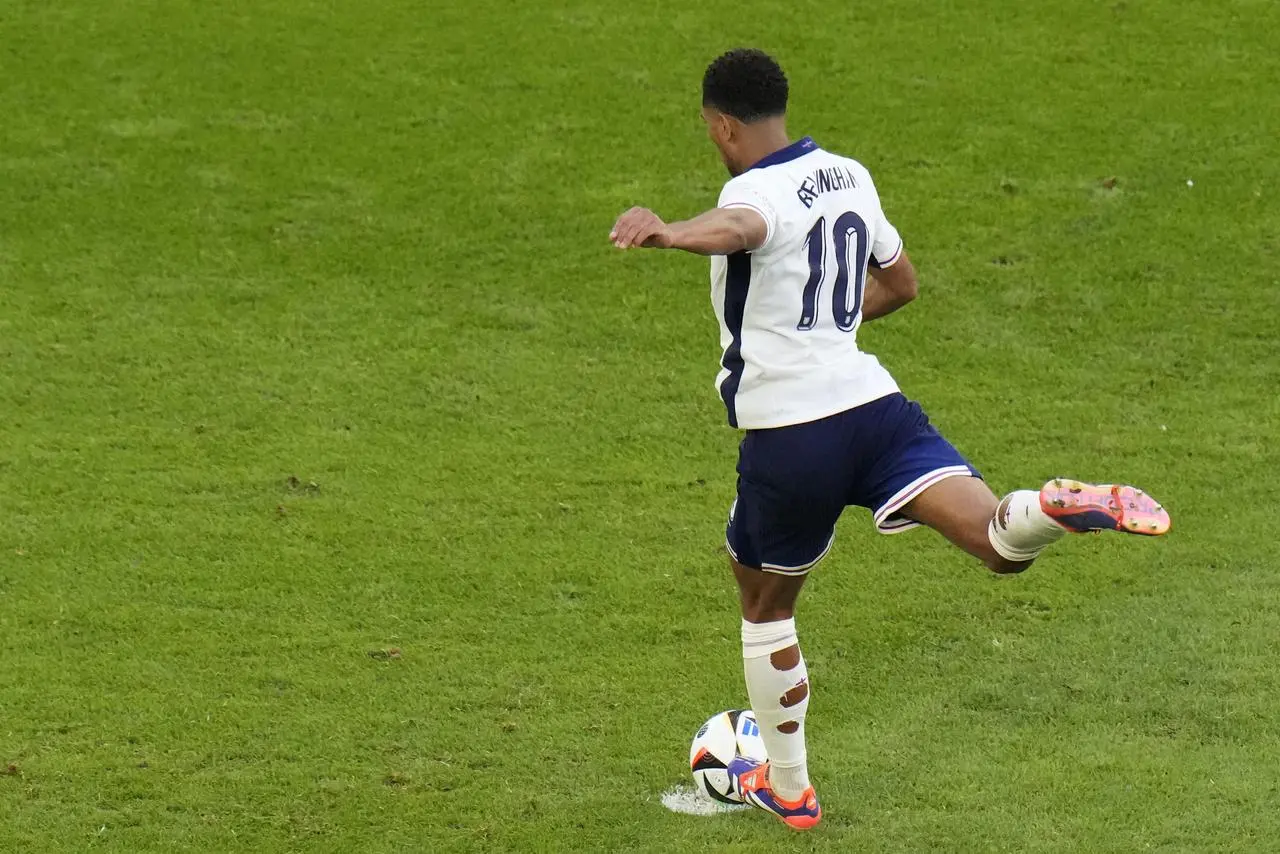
[741,620,812,802]
[900,476,1035,572]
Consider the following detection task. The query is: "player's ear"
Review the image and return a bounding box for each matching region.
[715,112,738,145]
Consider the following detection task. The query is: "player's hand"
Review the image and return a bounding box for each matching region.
[610,207,674,250]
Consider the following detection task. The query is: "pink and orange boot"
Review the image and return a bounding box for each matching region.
[727,757,821,831]
[1040,479,1170,536]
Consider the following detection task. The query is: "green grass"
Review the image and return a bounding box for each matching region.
[2,0,1279,850]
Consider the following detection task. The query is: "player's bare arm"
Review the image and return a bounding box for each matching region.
[610,206,767,256]
[861,252,919,322]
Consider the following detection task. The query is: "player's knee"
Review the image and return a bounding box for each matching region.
[733,559,804,623]
[741,600,796,624]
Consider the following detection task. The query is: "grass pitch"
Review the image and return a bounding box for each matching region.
[2,1,1279,851]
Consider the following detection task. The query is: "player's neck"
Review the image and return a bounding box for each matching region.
[736,124,793,173]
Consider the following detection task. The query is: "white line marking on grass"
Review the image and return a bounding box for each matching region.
[659,784,750,816]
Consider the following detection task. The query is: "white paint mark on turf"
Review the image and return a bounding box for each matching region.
[659,784,749,816]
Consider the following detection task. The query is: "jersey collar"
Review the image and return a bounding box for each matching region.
[746,136,818,171]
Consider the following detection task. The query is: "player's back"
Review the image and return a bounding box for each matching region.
[711,137,904,430]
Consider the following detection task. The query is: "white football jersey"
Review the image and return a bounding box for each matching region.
[710,136,904,429]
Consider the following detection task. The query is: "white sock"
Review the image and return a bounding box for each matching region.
[988,489,1066,562]
[741,618,811,800]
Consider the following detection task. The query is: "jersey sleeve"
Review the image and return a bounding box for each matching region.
[861,169,904,269]
[868,211,904,270]
[717,177,779,252]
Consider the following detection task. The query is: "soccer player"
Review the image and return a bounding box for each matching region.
[609,48,1171,831]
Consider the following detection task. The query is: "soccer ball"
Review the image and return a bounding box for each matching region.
[689,709,768,804]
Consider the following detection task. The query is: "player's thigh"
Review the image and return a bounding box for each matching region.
[728,468,842,576]
[727,419,850,579]
[900,476,1028,572]
[852,395,982,536]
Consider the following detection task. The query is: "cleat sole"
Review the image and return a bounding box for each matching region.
[1040,479,1170,536]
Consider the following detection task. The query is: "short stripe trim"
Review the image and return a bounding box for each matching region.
[869,240,904,270]
[873,465,975,534]
[724,532,835,577]
[762,534,835,576]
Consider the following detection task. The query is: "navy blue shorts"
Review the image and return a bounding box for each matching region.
[725,393,980,575]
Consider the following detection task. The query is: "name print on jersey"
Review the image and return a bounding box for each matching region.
[796,166,861,208]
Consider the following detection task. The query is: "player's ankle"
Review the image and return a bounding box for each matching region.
[767,762,810,801]
[988,489,1065,562]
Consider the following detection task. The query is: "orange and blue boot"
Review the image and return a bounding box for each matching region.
[1040,479,1171,536]
[727,756,821,831]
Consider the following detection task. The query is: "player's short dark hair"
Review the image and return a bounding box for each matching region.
[702,48,788,123]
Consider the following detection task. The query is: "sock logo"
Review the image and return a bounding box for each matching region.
[996,496,1013,531]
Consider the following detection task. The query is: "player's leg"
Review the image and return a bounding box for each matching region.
[727,526,821,814]
[857,395,1170,570]
[901,475,1171,569]
[722,420,843,830]
[897,475,1048,572]
[731,556,812,798]
[728,556,821,830]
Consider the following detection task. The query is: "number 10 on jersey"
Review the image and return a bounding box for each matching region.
[797,211,869,332]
